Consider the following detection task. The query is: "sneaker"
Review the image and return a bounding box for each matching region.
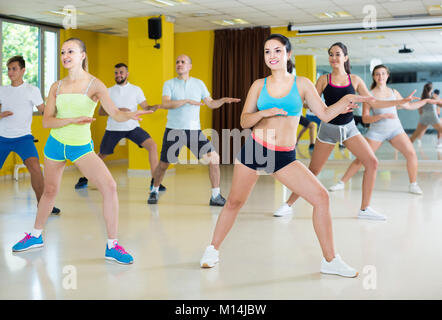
[437,143,442,149]
[308,143,315,152]
[273,202,293,217]
[150,178,166,192]
[147,191,159,204]
[51,207,61,215]
[12,233,44,252]
[320,254,358,278]
[210,194,226,206]
[105,242,134,264]
[329,180,345,192]
[200,245,219,268]
[409,182,423,195]
[358,206,387,221]
[75,177,88,189]
[416,139,422,147]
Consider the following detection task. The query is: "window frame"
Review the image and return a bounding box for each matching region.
[0,17,59,114]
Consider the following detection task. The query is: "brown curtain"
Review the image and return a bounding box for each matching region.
[212,27,271,164]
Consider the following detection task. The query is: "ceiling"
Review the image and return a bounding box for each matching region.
[1,0,441,71]
[0,0,441,36]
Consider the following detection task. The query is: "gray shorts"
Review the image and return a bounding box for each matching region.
[419,110,439,126]
[317,120,361,145]
[365,124,405,142]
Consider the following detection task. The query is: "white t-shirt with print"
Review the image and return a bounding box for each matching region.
[0,83,43,138]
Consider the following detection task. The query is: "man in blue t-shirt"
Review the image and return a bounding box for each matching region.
[148,54,240,206]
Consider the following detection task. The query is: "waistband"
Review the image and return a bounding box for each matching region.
[251,133,295,152]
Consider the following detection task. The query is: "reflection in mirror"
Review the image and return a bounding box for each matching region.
[291,29,442,160]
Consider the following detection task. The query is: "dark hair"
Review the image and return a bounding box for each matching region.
[7,55,25,69]
[264,33,294,73]
[434,89,440,95]
[328,42,351,74]
[64,37,88,71]
[370,64,390,90]
[115,63,128,70]
[421,82,432,99]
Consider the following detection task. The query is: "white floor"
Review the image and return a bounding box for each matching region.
[1,137,441,300]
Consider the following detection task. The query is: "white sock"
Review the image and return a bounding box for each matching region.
[211,187,220,198]
[410,181,417,186]
[107,239,118,249]
[152,186,159,193]
[31,228,42,238]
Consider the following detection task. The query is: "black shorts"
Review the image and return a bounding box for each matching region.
[100,127,151,155]
[236,134,297,174]
[160,128,215,164]
[299,115,311,127]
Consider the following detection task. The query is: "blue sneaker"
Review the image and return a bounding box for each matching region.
[105,242,134,264]
[12,233,44,252]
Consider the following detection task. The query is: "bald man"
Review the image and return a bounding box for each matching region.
[148,54,240,206]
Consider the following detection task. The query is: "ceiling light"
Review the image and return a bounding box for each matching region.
[335,11,352,18]
[143,0,191,7]
[232,18,249,25]
[315,11,352,19]
[428,5,442,15]
[45,9,85,16]
[359,35,385,40]
[211,19,249,26]
[143,0,175,7]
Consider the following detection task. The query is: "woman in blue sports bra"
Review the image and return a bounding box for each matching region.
[200,34,375,278]
[274,42,418,221]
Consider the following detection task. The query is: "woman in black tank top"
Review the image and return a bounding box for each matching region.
[275,42,418,221]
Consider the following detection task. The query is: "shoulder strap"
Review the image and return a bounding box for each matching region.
[56,80,62,96]
[84,77,95,95]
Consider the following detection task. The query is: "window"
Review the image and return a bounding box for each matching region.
[0,18,59,111]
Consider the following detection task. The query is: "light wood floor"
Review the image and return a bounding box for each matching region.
[1,148,442,299]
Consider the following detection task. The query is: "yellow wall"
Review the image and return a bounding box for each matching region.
[127,16,175,171]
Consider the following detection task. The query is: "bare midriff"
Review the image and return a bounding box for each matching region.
[252,116,299,148]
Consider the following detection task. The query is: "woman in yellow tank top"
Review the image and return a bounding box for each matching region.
[12,38,151,264]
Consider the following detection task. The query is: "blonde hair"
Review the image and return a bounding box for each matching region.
[64,37,88,71]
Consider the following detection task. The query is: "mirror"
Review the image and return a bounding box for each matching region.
[290,28,442,161]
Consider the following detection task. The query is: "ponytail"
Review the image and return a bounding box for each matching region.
[421,82,432,99]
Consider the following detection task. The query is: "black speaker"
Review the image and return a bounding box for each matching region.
[148,17,162,40]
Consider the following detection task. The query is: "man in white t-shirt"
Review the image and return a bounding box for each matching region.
[74,63,165,191]
[148,54,240,206]
[0,56,60,214]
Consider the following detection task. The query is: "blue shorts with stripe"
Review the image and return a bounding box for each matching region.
[0,134,39,168]
[44,134,94,163]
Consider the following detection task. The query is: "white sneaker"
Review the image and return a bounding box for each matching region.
[409,182,423,195]
[273,203,293,217]
[200,245,219,268]
[416,139,422,147]
[437,143,442,149]
[320,254,358,278]
[329,180,345,192]
[358,206,387,221]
